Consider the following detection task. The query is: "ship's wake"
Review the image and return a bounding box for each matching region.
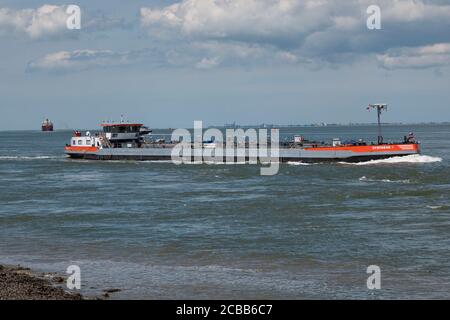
[287,161,314,166]
[340,154,442,166]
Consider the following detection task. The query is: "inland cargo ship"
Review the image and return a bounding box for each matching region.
[64,104,420,163]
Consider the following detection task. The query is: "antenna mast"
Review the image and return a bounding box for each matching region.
[367,103,387,144]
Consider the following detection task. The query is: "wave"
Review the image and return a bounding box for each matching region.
[426,205,449,210]
[0,155,62,160]
[138,160,173,164]
[359,176,411,184]
[340,154,442,166]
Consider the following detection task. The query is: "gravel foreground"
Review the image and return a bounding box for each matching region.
[0,264,83,300]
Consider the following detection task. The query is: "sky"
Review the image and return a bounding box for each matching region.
[0,0,449,130]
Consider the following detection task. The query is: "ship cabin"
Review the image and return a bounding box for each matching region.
[101,123,143,140]
[100,123,151,148]
[70,131,101,148]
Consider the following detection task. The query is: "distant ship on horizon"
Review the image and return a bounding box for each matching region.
[41,118,53,132]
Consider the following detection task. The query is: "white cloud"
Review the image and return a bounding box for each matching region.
[27,49,130,72]
[0,4,128,39]
[18,1,450,72]
[383,0,450,22]
[26,48,168,73]
[0,5,68,39]
[140,0,450,40]
[195,56,220,69]
[140,0,333,42]
[26,39,302,73]
[139,0,450,69]
[378,43,450,69]
[189,41,301,68]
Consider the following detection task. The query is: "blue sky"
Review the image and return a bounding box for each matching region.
[1,0,450,130]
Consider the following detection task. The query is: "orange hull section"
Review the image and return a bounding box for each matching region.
[65,146,98,152]
[305,143,419,153]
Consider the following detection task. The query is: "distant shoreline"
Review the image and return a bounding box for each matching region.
[214,122,450,129]
[1,122,450,132]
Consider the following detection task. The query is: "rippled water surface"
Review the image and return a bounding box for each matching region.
[0,125,449,299]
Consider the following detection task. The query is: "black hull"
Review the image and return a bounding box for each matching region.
[66,153,405,163]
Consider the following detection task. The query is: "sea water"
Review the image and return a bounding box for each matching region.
[0,125,448,299]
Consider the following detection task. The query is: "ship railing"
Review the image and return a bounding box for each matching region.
[98,132,113,149]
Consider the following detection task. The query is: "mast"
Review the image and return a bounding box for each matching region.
[367,103,387,144]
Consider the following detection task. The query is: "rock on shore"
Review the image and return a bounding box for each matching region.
[0,265,83,300]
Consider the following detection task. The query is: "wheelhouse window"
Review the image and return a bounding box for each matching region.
[103,125,141,134]
[78,140,82,145]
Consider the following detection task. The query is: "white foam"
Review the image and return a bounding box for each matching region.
[426,205,442,210]
[341,154,442,166]
[359,176,410,184]
[287,161,313,166]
